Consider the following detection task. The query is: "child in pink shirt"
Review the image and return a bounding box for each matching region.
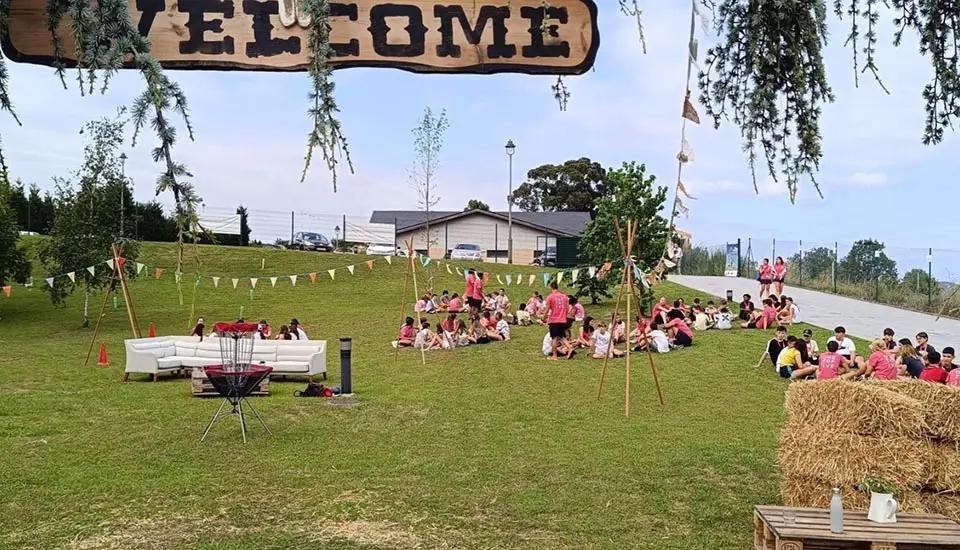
[448,293,463,313]
[853,339,898,380]
[816,341,849,380]
[396,317,416,347]
[947,367,960,386]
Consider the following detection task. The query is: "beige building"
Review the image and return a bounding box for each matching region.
[369,209,590,265]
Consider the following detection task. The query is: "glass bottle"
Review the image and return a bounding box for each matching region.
[830,487,844,533]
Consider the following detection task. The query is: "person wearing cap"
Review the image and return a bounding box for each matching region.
[801,329,819,363]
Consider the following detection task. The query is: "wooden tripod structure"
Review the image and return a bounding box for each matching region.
[394,237,427,365]
[596,219,665,415]
[85,242,142,366]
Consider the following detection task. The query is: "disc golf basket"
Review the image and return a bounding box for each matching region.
[200,322,272,443]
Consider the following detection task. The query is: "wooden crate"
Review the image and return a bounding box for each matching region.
[754,505,960,550]
[190,368,270,397]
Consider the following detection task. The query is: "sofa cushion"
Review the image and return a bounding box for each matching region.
[174,344,197,357]
[272,361,309,373]
[180,357,215,368]
[196,348,221,359]
[277,352,317,362]
[157,357,183,369]
[251,351,276,363]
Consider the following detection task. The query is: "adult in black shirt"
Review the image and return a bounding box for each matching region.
[739,293,756,321]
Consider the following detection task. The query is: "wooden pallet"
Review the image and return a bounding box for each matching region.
[190,368,270,397]
[754,505,960,550]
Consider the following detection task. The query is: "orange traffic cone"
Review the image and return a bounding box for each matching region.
[97,342,109,366]
[148,322,156,337]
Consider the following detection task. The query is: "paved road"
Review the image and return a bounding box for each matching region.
[671,275,960,347]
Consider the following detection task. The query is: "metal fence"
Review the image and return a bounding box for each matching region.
[678,238,960,317]
[200,206,394,247]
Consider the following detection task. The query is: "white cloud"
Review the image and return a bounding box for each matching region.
[841,172,891,187]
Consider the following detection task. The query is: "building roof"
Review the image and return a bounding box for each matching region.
[370,210,591,237]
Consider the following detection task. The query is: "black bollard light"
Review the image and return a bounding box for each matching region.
[339,337,353,396]
[726,289,734,302]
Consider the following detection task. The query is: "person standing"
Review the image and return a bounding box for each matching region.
[465,269,482,314]
[544,281,570,360]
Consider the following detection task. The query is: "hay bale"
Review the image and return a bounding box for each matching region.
[930,441,960,492]
[779,424,934,488]
[868,380,960,442]
[785,380,928,439]
[920,492,960,524]
[781,474,924,513]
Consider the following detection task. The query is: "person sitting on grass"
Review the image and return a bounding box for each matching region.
[440,313,458,341]
[849,339,899,380]
[715,306,733,330]
[652,297,671,325]
[827,326,857,365]
[612,315,627,344]
[495,312,511,341]
[811,340,850,380]
[628,315,649,345]
[777,297,795,325]
[447,293,463,313]
[801,329,819,363]
[764,326,789,370]
[634,320,671,353]
[692,305,713,331]
[591,322,624,358]
[290,319,308,340]
[496,289,512,315]
[569,295,586,322]
[515,303,532,326]
[742,299,777,329]
[948,363,960,386]
[919,350,948,383]
[705,300,718,323]
[542,330,575,359]
[396,317,417,347]
[470,316,490,344]
[738,293,755,321]
[776,336,807,379]
[663,309,694,348]
[482,311,504,341]
[276,325,293,340]
[916,331,936,361]
[941,347,957,371]
[576,316,595,348]
[414,320,445,350]
[439,290,451,310]
[896,339,925,378]
[882,327,897,351]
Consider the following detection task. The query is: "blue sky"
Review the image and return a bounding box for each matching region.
[2,2,956,277]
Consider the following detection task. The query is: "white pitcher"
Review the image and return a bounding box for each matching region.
[867,492,898,523]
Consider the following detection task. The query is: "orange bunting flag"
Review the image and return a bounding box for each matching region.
[366,260,374,270]
[2,286,10,298]
[117,257,127,270]
[678,180,697,200]
[155,268,164,279]
[482,272,490,283]
[309,272,317,283]
[682,90,700,125]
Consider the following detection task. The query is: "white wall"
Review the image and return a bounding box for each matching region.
[396,214,557,253]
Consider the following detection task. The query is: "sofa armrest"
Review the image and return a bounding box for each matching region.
[124,349,160,374]
[308,351,327,376]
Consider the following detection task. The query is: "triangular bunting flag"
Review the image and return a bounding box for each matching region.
[640,271,651,289]
[67,272,76,283]
[496,274,503,285]
[250,278,258,289]
[446,264,452,274]
[87,266,96,276]
[117,257,126,271]
[2,286,9,298]
[682,91,700,125]
[212,276,220,288]
[464,271,469,281]
[421,257,431,267]
[688,38,699,71]
[366,260,374,270]
[572,269,580,281]
[232,278,239,289]
[633,265,643,284]
[456,267,462,275]
[557,272,564,283]
[678,180,698,200]
[588,266,597,278]
[309,272,317,283]
[483,272,490,283]
[106,259,114,270]
[136,262,145,274]
[270,277,278,287]
[663,259,677,269]
[347,265,355,275]
[385,256,392,265]
[45,277,54,287]
[506,274,513,285]
[528,274,535,286]
[674,196,690,218]
[694,1,710,34]
[542,273,550,286]
[678,138,695,163]
[515,274,522,285]
[328,269,336,280]
[289,275,298,286]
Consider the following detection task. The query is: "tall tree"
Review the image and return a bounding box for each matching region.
[509,158,611,217]
[409,107,449,287]
[837,240,898,284]
[132,201,177,242]
[237,205,252,246]
[40,114,140,327]
[0,177,31,288]
[6,180,28,231]
[901,268,939,297]
[464,199,490,211]
[787,246,836,282]
[574,162,669,304]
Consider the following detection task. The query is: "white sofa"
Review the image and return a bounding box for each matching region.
[123,336,327,382]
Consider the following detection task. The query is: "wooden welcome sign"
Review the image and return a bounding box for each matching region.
[2,0,599,74]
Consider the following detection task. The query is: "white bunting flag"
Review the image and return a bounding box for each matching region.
[516,274,521,285]
[385,256,392,265]
[456,267,463,275]
[289,275,298,286]
[497,275,503,284]
[557,272,564,283]
[106,259,114,270]
[588,266,597,278]
[232,278,239,289]
[136,262,145,274]
[270,277,278,287]
[45,277,54,287]
[328,269,336,280]
[67,272,76,283]
[674,196,690,218]
[572,269,580,281]
[693,0,710,34]
[678,138,695,163]
[446,264,452,274]
[212,276,220,288]
[250,278,258,289]
[86,266,95,276]
[506,274,513,285]
[347,265,355,275]
[528,274,536,286]
[663,259,677,269]
[688,38,700,71]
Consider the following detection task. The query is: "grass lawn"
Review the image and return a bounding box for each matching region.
[0,242,856,549]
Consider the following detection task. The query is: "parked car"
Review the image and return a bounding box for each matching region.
[291,232,333,252]
[366,243,398,256]
[533,246,557,266]
[449,243,483,261]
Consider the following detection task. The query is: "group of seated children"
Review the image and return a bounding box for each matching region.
[738,293,801,328]
[394,310,512,350]
[650,297,733,332]
[188,317,310,341]
[769,325,960,385]
[546,312,684,360]
[415,289,512,317]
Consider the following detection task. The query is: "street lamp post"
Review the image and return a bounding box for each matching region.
[119,153,127,237]
[505,139,516,264]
